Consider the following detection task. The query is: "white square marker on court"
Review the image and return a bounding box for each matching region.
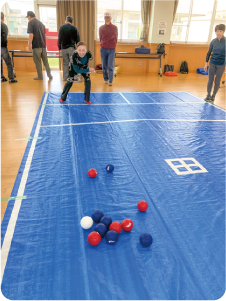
[165,158,208,175]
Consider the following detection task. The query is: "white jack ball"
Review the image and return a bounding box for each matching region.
[80,216,93,229]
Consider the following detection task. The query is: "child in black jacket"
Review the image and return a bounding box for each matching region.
[60,41,95,104]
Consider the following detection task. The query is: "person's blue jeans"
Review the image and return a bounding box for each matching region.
[100,47,115,83]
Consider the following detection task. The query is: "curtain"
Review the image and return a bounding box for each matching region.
[140,0,151,42]
[172,0,179,24]
[56,0,95,68]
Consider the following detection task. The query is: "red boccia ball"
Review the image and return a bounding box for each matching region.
[88,231,101,246]
[109,221,122,234]
[88,168,97,178]
[137,200,148,212]
[121,219,133,232]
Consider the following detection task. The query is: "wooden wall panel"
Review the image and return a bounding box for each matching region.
[4,38,209,74]
[95,41,209,74]
[6,38,37,72]
[95,41,149,74]
[167,44,209,73]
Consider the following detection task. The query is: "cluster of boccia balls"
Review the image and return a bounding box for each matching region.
[81,164,153,247]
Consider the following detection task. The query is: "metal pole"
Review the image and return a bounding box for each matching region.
[185,0,193,43]
[120,0,123,40]
[208,0,218,44]
[160,55,162,76]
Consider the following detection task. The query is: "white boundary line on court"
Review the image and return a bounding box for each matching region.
[41,118,226,128]
[1,92,48,284]
[185,91,208,101]
[186,91,226,113]
[119,92,130,104]
[51,91,184,94]
[46,102,204,106]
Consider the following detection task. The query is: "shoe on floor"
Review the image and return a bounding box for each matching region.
[59,98,65,103]
[1,77,8,82]
[105,80,109,84]
[108,83,112,86]
[209,95,215,102]
[9,79,18,83]
[84,100,92,105]
[204,95,211,101]
[34,77,43,80]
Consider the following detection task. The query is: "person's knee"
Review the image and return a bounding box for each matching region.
[215,74,223,84]
[108,65,114,72]
[6,59,12,67]
[84,78,91,85]
[214,78,221,86]
[84,78,91,84]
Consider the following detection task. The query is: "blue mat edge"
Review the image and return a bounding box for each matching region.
[1,92,46,246]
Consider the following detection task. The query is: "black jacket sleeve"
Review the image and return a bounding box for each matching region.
[1,24,8,46]
[58,26,62,50]
[74,27,80,45]
[86,50,93,61]
[27,21,33,34]
[206,41,213,63]
[5,24,8,37]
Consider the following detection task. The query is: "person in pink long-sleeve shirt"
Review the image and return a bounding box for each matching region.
[99,12,118,86]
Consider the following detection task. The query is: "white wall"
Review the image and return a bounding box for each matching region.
[148,0,175,44]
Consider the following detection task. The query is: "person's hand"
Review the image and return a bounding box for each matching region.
[204,63,208,72]
[28,45,32,51]
[89,68,95,73]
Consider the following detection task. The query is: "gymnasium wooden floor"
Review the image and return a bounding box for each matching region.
[1,71,225,222]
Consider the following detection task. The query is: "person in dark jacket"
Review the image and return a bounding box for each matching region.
[204,24,226,102]
[27,11,52,80]
[60,41,95,104]
[58,16,80,81]
[1,12,17,83]
[99,12,118,86]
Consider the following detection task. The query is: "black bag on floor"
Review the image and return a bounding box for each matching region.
[164,64,174,73]
[180,61,189,74]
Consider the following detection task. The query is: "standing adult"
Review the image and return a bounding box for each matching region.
[99,12,118,86]
[1,12,17,83]
[27,11,52,80]
[58,16,80,81]
[204,24,226,102]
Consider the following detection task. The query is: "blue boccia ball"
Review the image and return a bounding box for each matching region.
[100,216,112,228]
[105,230,118,244]
[140,233,153,247]
[92,210,104,223]
[106,164,114,173]
[94,223,107,238]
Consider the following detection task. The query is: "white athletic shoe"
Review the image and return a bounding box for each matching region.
[105,80,109,84]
